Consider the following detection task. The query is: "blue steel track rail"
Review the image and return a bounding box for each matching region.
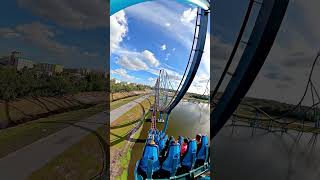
[211,0,290,138]
[162,8,209,133]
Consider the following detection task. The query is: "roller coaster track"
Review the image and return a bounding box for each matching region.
[212,0,290,138]
[211,0,255,100]
[147,3,209,133]
[226,52,320,135]
[164,6,209,112]
[164,7,203,110]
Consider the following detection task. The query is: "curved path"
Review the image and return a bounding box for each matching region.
[111,95,150,124]
[0,95,150,180]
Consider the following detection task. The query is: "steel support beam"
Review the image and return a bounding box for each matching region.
[211,0,289,138]
[162,9,209,133]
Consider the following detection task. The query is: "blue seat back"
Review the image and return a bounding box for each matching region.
[163,135,168,142]
[178,136,184,145]
[181,140,197,170]
[197,135,209,161]
[162,143,181,175]
[148,129,153,135]
[169,137,175,144]
[139,144,160,176]
[155,134,160,143]
[158,138,165,152]
[160,132,165,139]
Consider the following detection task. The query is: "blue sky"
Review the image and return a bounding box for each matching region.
[0,0,107,71]
[1,0,319,103]
[110,0,210,94]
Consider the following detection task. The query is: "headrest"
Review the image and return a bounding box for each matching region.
[146,143,158,148]
[201,135,208,146]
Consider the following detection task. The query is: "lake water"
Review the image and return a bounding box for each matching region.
[213,121,320,180]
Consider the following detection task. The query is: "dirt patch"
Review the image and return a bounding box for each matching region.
[110,91,150,102]
[0,92,107,128]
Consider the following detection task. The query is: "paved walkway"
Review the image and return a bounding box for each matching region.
[0,95,150,180]
[110,95,150,123]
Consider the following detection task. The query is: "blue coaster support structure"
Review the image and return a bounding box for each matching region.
[211,0,290,138]
[163,7,209,133]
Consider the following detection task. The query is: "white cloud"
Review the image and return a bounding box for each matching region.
[116,55,148,71]
[189,32,210,94]
[180,8,198,24]
[165,52,171,61]
[17,0,106,29]
[125,1,196,49]
[110,10,128,53]
[142,50,160,67]
[161,44,166,51]
[148,77,155,81]
[109,1,208,92]
[201,33,210,76]
[0,22,73,54]
[110,10,161,70]
[111,68,134,80]
[189,72,210,94]
[163,68,182,81]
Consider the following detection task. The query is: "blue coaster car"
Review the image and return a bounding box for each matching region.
[181,140,197,170]
[161,143,181,176]
[137,144,161,179]
[134,131,210,180]
[197,135,209,163]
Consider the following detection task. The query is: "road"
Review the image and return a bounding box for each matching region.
[110,95,150,123]
[0,95,150,180]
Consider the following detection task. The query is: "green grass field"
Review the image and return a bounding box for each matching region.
[0,95,147,158]
[28,96,153,180]
[111,97,154,179]
[27,126,106,180]
[0,103,106,158]
[110,94,143,111]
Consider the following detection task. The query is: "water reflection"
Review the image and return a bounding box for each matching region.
[213,122,320,180]
[167,101,210,138]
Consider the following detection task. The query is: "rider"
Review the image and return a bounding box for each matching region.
[196,134,202,150]
[180,138,188,156]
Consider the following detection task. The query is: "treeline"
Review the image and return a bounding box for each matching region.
[110,78,150,93]
[0,66,107,101]
[243,97,320,122]
[259,105,320,122]
[189,93,209,100]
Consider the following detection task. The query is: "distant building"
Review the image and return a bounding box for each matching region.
[54,64,64,73]
[63,68,83,79]
[63,68,79,74]
[0,55,34,70]
[0,56,10,65]
[91,69,105,77]
[36,63,63,75]
[79,67,91,75]
[15,57,34,70]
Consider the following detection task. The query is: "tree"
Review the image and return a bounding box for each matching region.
[0,67,18,128]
